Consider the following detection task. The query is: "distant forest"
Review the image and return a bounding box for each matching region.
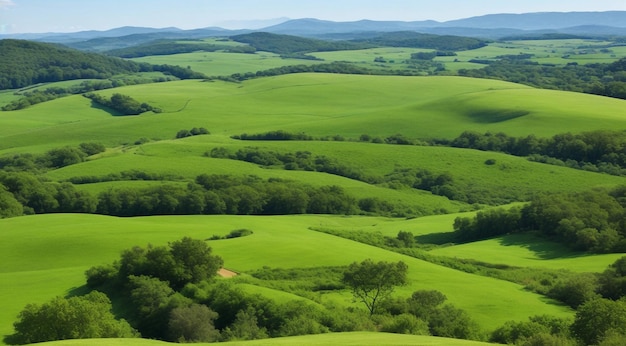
[0,40,206,90]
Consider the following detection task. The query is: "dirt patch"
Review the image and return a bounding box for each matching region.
[218,268,238,278]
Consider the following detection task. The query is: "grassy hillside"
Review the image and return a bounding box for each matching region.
[31,332,495,345]
[0,213,574,341]
[2,74,625,153]
[1,71,625,345]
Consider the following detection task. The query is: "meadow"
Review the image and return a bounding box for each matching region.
[0,213,575,340]
[34,332,495,346]
[1,37,626,344]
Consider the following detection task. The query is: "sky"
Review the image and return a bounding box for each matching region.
[1,0,626,34]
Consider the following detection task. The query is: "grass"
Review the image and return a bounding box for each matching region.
[131,51,320,76]
[428,233,625,273]
[2,66,626,345]
[30,332,497,345]
[3,74,625,155]
[0,213,575,341]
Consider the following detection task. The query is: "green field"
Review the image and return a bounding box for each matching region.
[2,74,626,154]
[0,213,575,341]
[132,51,320,76]
[1,51,626,345]
[33,332,495,346]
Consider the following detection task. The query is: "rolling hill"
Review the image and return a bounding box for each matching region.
[1,40,625,345]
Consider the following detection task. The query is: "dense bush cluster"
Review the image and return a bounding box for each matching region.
[6,291,138,345]
[2,76,176,111]
[230,32,370,55]
[354,31,487,51]
[443,129,626,176]
[453,187,626,252]
[175,127,210,139]
[458,57,626,100]
[106,40,255,58]
[84,93,161,115]
[96,174,359,216]
[0,39,143,90]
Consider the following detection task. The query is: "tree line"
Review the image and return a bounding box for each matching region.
[453,187,626,253]
[0,39,207,91]
[106,39,255,58]
[84,93,161,115]
[7,239,482,343]
[441,129,626,176]
[458,57,626,100]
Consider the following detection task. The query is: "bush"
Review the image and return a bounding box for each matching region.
[7,292,138,345]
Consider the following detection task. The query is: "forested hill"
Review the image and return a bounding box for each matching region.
[353,31,488,51]
[231,32,372,55]
[0,39,146,89]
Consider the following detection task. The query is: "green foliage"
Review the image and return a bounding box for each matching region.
[458,58,626,100]
[571,298,626,345]
[547,273,599,308]
[0,185,23,218]
[342,259,408,316]
[354,31,487,51]
[84,92,161,115]
[0,39,145,90]
[107,40,246,58]
[598,256,626,300]
[231,32,370,56]
[111,237,223,290]
[220,307,268,341]
[176,127,210,138]
[491,315,573,345]
[380,313,430,335]
[168,303,220,342]
[454,187,626,253]
[6,291,138,345]
[447,130,626,176]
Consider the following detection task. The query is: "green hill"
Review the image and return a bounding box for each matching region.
[0,40,146,90]
[1,72,625,345]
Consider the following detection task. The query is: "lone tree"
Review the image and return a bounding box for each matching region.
[342,259,408,316]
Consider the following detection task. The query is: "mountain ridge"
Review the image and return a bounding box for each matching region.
[1,11,625,44]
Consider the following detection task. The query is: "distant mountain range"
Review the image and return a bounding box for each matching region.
[2,11,625,49]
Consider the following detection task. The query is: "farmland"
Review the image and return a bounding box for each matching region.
[1,33,626,345]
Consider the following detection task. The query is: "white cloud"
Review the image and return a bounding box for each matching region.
[0,0,14,10]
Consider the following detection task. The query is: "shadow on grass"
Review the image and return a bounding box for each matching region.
[497,233,586,260]
[88,99,124,116]
[415,231,458,245]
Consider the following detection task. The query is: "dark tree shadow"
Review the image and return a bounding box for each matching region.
[88,99,124,116]
[415,231,458,245]
[497,233,586,260]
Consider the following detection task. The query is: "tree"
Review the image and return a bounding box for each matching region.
[7,291,137,345]
[342,259,408,316]
[168,304,220,342]
[571,298,626,345]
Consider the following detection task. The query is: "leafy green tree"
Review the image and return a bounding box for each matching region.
[169,237,223,289]
[598,256,626,300]
[221,307,268,341]
[406,290,447,319]
[342,259,408,316]
[0,185,23,218]
[7,291,137,345]
[380,313,430,335]
[571,298,626,345]
[428,304,481,340]
[168,304,220,342]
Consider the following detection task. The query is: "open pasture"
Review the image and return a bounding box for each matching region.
[436,39,626,67]
[428,233,625,273]
[32,332,496,346]
[0,213,574,340]
[2,74,626,155]
[131,51,320,77]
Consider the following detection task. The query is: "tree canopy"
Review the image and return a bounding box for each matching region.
[342,259,408,316]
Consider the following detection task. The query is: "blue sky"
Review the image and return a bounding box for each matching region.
[1,0,626,34]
